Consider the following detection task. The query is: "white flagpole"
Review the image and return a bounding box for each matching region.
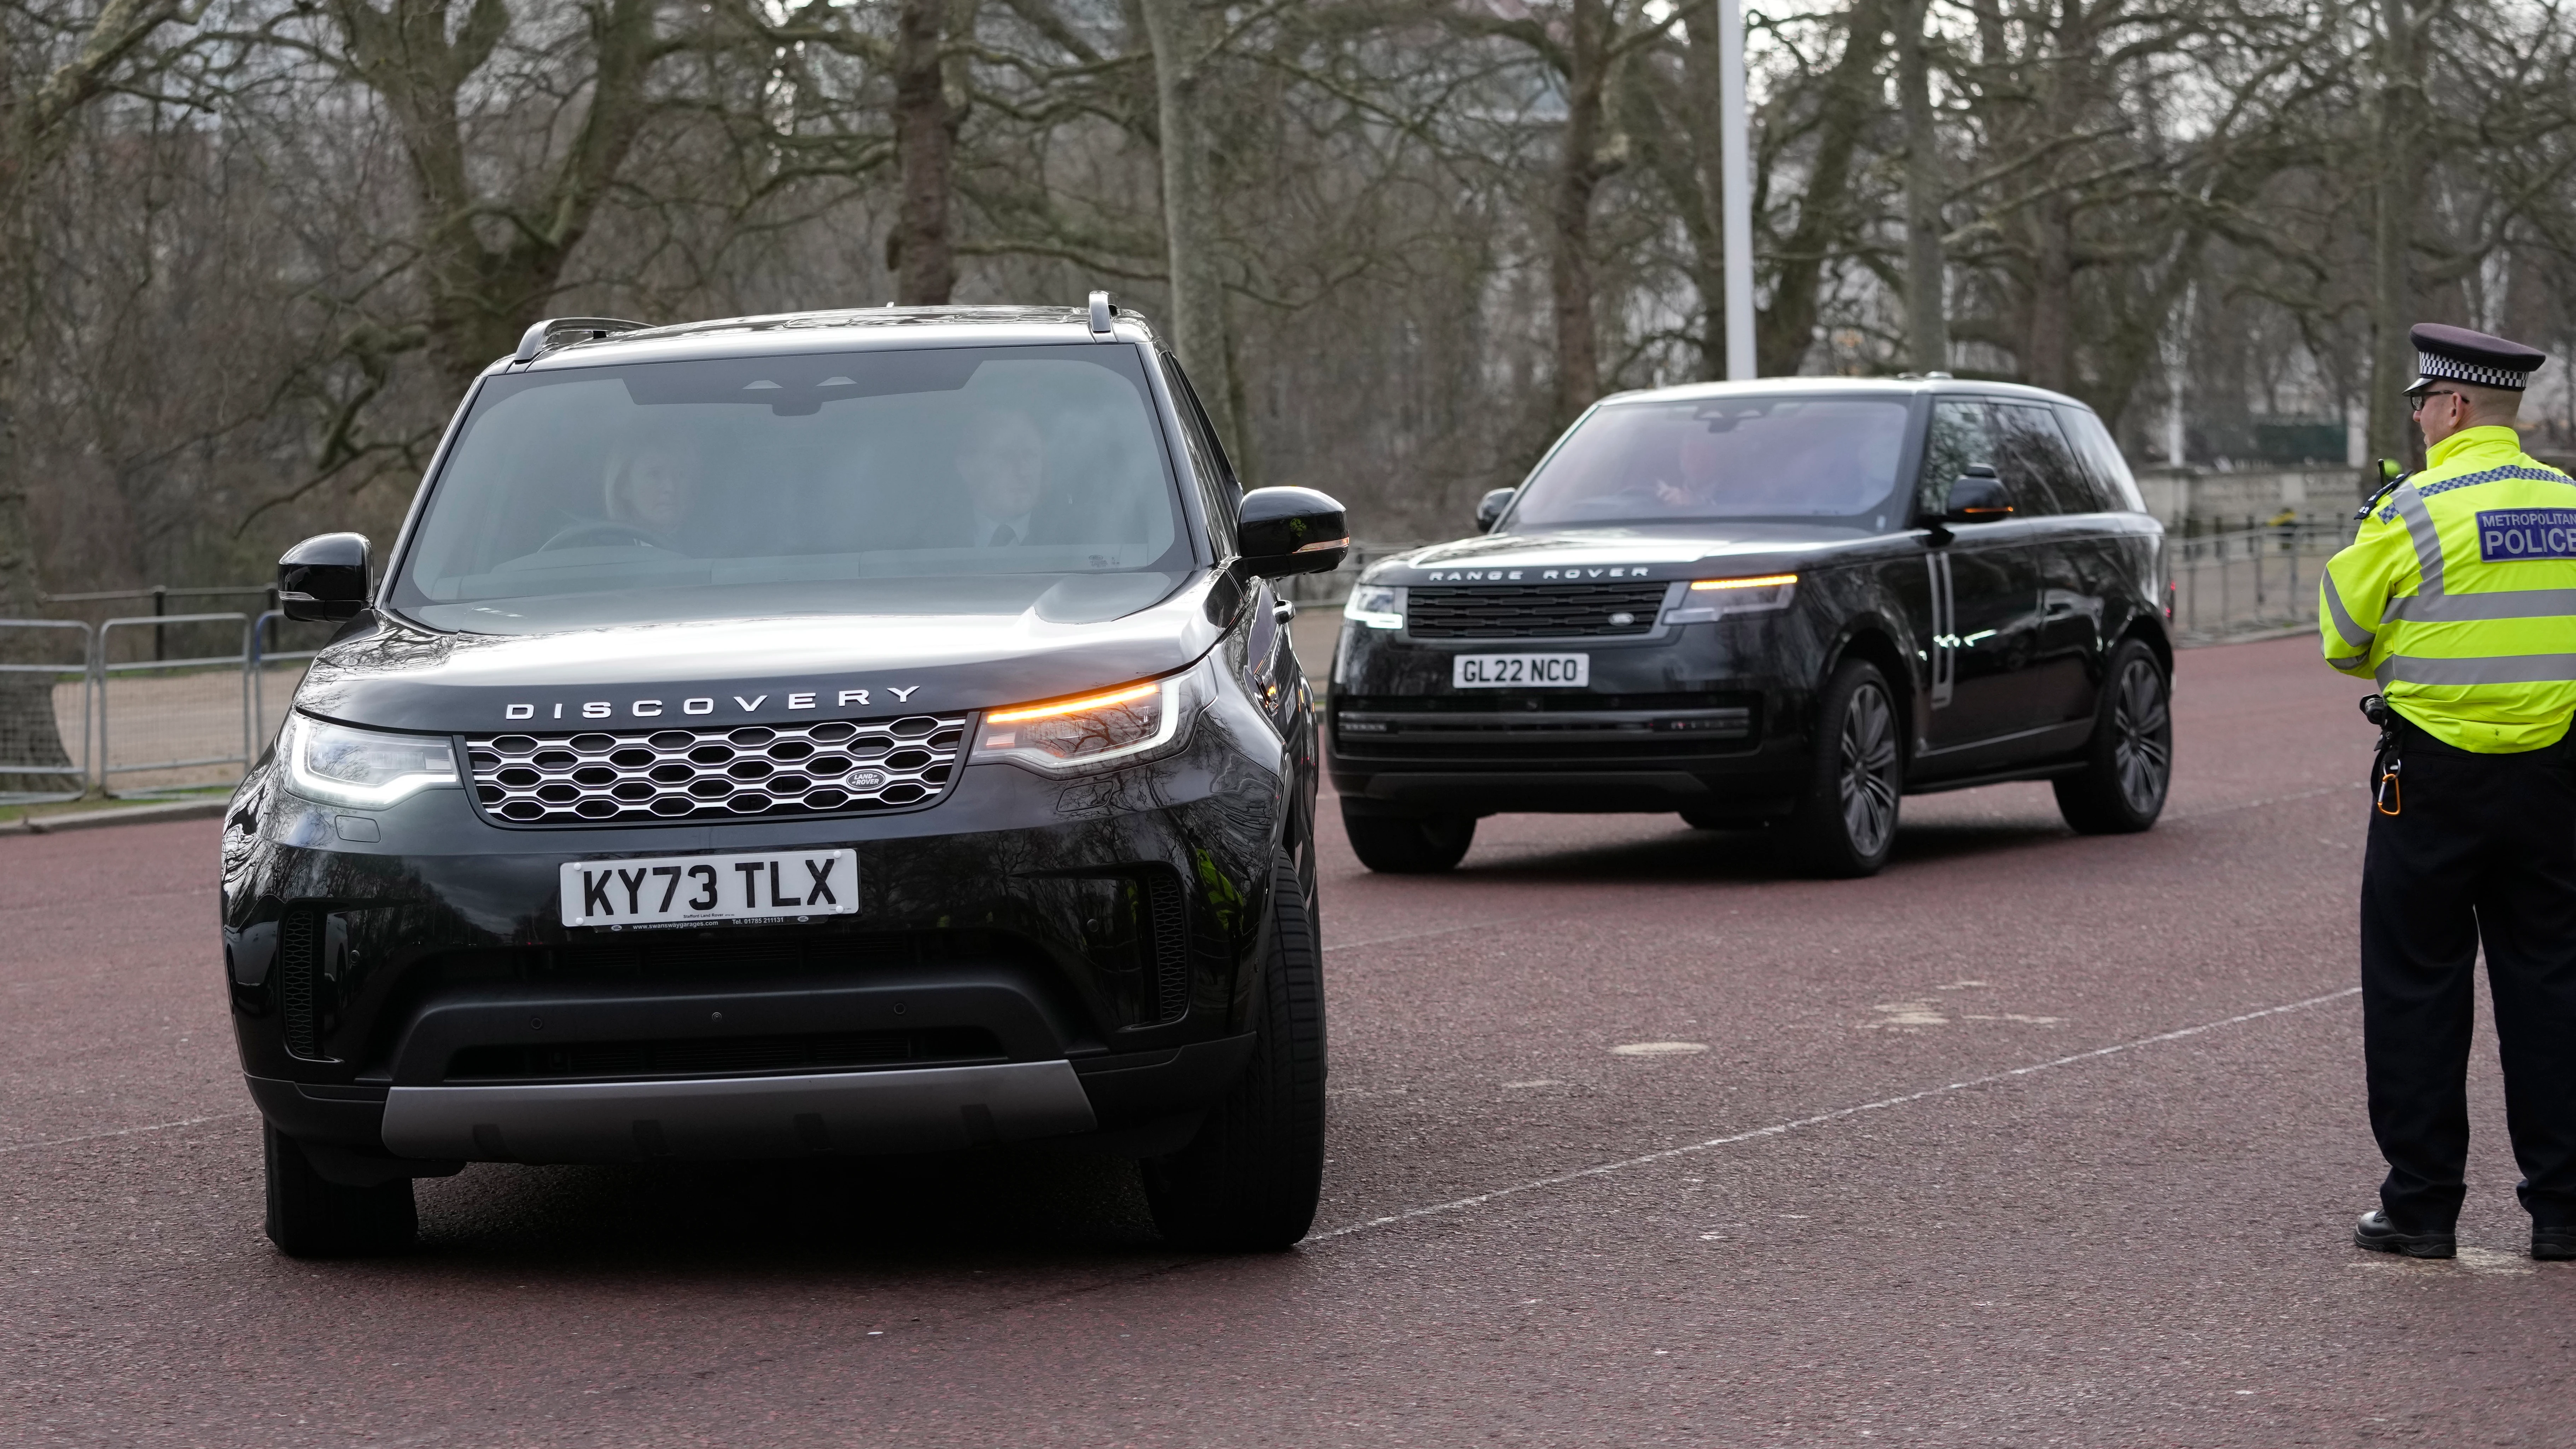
[1718,0,1756,379]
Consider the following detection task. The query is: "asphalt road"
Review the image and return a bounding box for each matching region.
[7,633,2574,1446]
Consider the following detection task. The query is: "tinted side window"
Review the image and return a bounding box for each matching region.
[2056,405,2145,512]
[1995,403,2088,516]
[1920,398,1999,517]
[1159,353,1238,554]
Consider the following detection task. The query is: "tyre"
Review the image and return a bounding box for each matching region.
[1144,854,1325,1251]
[2053,638,2172,834]
[1340,803,1474,873]
[263,1122,416,1258]
[1786,658,1904,878]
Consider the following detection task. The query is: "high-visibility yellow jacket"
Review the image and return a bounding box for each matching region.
[2320,425,2576,752]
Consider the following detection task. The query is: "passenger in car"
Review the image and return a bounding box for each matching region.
[948,407,1069,548]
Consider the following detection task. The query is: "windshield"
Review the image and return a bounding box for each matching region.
[390,344,1190,630]
[1508,394,1913,532]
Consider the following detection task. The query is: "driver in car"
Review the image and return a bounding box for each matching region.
[598,432,705,552]
[1650,427,1731,513]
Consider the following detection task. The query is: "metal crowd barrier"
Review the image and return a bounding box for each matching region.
[250,609,322,756]
[0,619,95,805]
[2165,518,2358,640]
[94,612,253,799]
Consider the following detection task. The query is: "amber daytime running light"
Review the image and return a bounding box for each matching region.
[1668,572,1799,624]
[985,681,1160,724]
[970,663,1206,774]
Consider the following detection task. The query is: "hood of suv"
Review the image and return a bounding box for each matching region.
[1368,524,1879,586]
[296,572,1234,735]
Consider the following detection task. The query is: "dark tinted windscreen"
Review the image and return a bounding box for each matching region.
[391,344,1187,629]
[1509,395,1912,531]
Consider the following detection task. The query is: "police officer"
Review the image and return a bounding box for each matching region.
[2322,323,2576,1261]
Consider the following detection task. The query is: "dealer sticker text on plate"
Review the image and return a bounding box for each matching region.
[1452,653,1590,688]
[560,849,857,927]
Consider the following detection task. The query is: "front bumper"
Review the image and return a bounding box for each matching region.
[1327,616,1818,816]
[245,1032,1254,1167]
[223,702,1295,1163]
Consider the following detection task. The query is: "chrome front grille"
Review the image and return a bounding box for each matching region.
[1403,581,1673,638]
[466,715,966,826]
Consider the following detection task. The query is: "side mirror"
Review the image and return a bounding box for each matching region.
[1475,487,1517,533]
[1236,486,1350,578]
[1934,469,2014,526]
[278,533,372,622]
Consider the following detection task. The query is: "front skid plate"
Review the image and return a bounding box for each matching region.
[380,1060,1097,1162]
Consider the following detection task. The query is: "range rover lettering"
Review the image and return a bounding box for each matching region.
[224,297,1344,1256]
[1329,379,2172,876]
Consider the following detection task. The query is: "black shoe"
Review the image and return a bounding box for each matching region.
[2535,1227,2576,1262]
[2355,1210,2455,1258]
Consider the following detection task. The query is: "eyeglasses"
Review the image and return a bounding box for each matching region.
[2411,390,2466,415]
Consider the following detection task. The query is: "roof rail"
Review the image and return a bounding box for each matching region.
[1088,290,1115,338]
[513,316,651,364]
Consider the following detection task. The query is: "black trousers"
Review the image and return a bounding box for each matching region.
[2362,717,2576,1232]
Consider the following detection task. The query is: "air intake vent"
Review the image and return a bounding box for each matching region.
[1147,870,1189,1023]
[1404,581,1672,639]
[277,907,321,1059]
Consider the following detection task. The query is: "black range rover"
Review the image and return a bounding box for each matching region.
[223,297,1345,1255]
[1329,379,2172,876]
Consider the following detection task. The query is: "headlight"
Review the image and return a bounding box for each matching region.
[1344,584,1405,629]
[280,712,461,809]
[969,660,1206,775]
[1665,572,1798,624]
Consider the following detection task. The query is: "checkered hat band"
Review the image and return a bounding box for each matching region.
[2418,351,2529,389]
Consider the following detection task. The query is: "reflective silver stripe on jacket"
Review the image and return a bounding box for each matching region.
[2388,484,2445,596]
[2381,588,2576,623]
[2328,655,2370,673]
[2320,572,2376,651]
[2373,653,2576,687]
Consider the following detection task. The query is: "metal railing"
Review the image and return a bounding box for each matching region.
[2164,518,2355,640]
[0,619,96,805]
[40,584,276,662]
[95,612,255,798]
[250,610,323,757]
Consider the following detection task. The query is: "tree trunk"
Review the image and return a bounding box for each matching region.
[2368,0,2423,479]
[1735,0,1888,377]
[1137,0,1240,450]
[332,0,663,388]
[1899,0,1948,373]
[891,0,958,305]
[0,0,187,798]
[1547,0,1611,422]
[2025,193,2075,391]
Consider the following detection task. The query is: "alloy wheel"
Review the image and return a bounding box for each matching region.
[1837,682,1900,856]
[2111,658,2172,814]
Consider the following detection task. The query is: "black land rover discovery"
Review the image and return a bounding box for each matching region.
[223,297,1344,1256]
[1330,378,2172,877]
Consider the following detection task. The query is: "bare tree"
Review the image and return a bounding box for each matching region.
[0,0,192,793]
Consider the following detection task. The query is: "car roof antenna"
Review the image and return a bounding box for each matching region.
[1088,290,1115,337]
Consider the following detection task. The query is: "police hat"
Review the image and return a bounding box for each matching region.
[2407,323,2548,394]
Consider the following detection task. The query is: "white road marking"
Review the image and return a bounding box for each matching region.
[0,1110,255,1158]
[1610,1042,1708,1057]
[1863,1002,1948,1028]
[1307,986,2362,1243]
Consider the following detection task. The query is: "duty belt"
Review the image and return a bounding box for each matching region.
[2362,694,2403,816]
